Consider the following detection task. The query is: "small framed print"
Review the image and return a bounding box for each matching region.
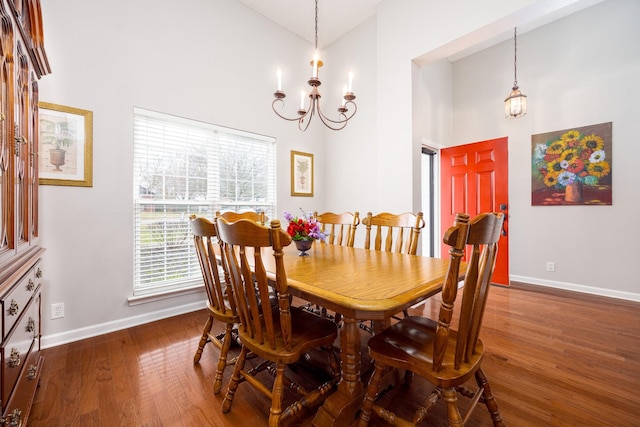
[291,150,313,197]
[38,102,93,187]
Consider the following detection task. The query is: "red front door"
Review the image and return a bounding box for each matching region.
[440,137,509,286]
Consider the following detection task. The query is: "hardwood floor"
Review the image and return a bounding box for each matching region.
[29,284,640,426]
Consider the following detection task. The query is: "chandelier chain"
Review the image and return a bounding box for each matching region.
[315,0,319,50]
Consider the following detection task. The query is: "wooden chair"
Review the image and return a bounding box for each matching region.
[190,215,239,394]
[357,212,506,427]
[217,218,339,426]
[314,211,360,247]
[362,211,425,255]
[361,211,425,331]
[304,211,360,322]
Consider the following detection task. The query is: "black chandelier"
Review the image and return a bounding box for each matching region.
[272,0,357,131]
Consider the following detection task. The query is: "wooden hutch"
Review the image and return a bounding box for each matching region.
[0,0,50,425]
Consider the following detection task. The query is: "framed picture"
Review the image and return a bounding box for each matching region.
[291,150,313,196]
[531,121,612,205]
[38,102,93,187]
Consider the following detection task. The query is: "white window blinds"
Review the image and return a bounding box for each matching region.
[133,108,276,296]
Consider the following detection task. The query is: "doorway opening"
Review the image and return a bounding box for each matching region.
[421,145,438,257]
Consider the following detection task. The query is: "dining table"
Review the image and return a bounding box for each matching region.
[261,241,456,426]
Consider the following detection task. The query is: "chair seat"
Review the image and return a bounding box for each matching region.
[368,315,484,388]
[238,305,338,365]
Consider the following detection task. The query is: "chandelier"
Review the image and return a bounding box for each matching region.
[272,0,357,131]
[504,27,527,118]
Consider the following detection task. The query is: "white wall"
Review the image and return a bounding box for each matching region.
[374,0,553,213]
[38,0,332,346]
[320,16,378,217]
[448,0,640,298]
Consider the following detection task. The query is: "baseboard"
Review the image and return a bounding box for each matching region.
[41,277,638,349]
[40,300,207,349]
[510,275,640,303]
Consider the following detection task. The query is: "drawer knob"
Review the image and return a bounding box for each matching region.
[8,300,19,316]
[27,364,37,380]
[26,317,36,333]
[26,279,35,291]
[1,408,23,427]
[36,267,43,278]
[8,348,21,368]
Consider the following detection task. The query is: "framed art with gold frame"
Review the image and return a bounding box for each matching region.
[291,150,313,197]
[38,102,93,187]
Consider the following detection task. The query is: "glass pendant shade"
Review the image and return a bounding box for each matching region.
[505,86,527,118]
[504,27,527,119]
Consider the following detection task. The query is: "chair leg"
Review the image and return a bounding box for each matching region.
[222,345,249,413]
[443,387,464,427]
[268,363,286,427]
[475,368,505,427]
[334,312,342,326]
[414,386,442,425]
[194,315,214,364]
[266,364,307,396]
[357,361,385,427]
[213,322,234,394]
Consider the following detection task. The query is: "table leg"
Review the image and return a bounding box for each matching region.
[312,316,364,426]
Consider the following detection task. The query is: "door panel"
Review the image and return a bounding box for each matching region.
[441,137,509,286]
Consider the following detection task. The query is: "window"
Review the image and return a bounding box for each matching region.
[133,108,276,296]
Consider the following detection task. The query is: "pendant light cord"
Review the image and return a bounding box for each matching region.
[513,27,518,87]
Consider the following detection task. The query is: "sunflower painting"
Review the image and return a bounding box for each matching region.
[531,122,612,206]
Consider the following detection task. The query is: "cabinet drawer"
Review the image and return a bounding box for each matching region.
[2,349,42,427]
[1,295,38,406]
[1,267,38,340]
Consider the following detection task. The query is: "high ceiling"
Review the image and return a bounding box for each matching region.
[235,0,382,48]
[236,0,604,63]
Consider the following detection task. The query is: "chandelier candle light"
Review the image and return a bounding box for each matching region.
[272,0,357,131]
[505,27,527,118]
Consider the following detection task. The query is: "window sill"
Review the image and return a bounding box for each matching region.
[127,284,205,306]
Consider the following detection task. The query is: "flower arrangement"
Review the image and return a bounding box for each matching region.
[283,210,326,242]
[533,129,611,188]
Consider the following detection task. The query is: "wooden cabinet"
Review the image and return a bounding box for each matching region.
[0,0,50,425]
[0,253,43,427]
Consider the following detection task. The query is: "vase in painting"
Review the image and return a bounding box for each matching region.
[564,180,583,203]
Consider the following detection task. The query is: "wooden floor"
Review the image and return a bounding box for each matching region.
[29,283,640,426]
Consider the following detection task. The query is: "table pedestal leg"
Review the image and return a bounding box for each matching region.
[313,316,363,426]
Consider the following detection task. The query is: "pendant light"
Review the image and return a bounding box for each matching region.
[504,27,527,118]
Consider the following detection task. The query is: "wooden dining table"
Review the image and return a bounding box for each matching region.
[261,242,455,426]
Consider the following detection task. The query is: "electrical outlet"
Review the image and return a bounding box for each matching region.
[51,302,64,319]
[546,262,556,272]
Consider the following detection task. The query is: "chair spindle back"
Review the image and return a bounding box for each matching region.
[362,211,425,254]
[314,211,360,247]
[216,218,293,351]
[433,212,504,371]
[190,216,235,317]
